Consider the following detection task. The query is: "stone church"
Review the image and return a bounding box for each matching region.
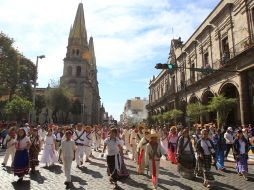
[60,3,101,125]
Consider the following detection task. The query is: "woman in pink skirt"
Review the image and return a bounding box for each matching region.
[168,126,178,164]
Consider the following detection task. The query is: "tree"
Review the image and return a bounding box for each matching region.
[4,95,32,122]
[169,109,184,124]
[207,94,237,128]
[186,102,208,123]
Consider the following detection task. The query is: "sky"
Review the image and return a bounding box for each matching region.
[0,0,220,120]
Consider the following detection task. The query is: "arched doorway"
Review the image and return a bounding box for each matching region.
[219,83,240,126]
[201,90,216,123]
[189,95,199,104]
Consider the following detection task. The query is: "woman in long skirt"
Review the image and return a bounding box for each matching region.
[176,127,196,180]
[29,128,41,172]
[102,128,126,189]
[233,129,249,180]
[41,129,58,166]
[12,128,31,182]
[168,126,178,164]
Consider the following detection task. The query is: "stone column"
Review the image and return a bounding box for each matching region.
[239,72,251,125]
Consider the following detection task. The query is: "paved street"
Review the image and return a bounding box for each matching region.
[0,148,254,190]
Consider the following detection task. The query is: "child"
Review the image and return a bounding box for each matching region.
[29,128,41,172]
[60,130,76,189]
[145,129,166,190]
[2,127,16,166]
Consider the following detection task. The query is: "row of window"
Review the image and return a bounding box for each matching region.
[67,66,81,77]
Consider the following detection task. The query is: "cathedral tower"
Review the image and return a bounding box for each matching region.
[60,3,101,125]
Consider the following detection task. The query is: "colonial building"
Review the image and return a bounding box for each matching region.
[120,97,148,125]
[147,0,254,126]
[60,3,102,125]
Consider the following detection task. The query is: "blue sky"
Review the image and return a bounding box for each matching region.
[0,0,220,120]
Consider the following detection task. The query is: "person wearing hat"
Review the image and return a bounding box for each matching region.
[136,128,150,174]
[136,124,145,150]
[145,129,166,190]
[73,123,86,167]
[2,127,16,167]
[176,126,196,180]
[84,126,93,162]
[122,126,131,154]
[168,126,178,164]
[130,125,138,161]
[29,127,41,173]
[224,127,234,160]
[196,129,216,188]
[233,129,249,180]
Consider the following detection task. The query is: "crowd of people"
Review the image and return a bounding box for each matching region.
[0,121,254,190]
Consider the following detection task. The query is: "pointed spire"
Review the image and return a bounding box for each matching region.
[69,3,87,45]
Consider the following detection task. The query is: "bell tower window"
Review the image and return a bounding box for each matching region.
[76,66,81,77]
[76,49,80,55]
[67,66,72,76]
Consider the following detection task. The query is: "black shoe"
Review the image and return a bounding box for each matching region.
[1,163,6,166]
[17,177,23,183]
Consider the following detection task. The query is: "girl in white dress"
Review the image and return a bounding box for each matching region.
[41,129,58,166]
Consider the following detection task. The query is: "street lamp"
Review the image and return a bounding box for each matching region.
[32,55,45,125]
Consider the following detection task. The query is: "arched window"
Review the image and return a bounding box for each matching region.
[67,66,72,76]
[76,66,81,77]
[72,49,75,55]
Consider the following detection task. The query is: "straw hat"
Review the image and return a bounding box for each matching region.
[138,123,145,130]
[85,125,92,130]
[147,129,160,140]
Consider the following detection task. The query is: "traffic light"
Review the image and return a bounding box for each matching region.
[155,63,175,70]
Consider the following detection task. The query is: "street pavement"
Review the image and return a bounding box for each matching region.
[0,148,254,190]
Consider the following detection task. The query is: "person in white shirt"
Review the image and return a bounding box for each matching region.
[60,130,76,189]
[2,127,16,166]
[84,126,93,162]
[224,127,234,160]
[130,126,138,161]
[23,123,30,136]
[73,123,86,167]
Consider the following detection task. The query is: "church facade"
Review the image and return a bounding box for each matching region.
[60,3,101,125]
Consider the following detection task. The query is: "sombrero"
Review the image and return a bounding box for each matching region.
[147,129,160,139]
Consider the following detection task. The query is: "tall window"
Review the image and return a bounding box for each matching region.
[252,7,254,29]
[222,37,230,61]
[204,52,209,67]
[190,63,195,83]
[76,49,80,55]
[76,66,81,77]
[67,66,72,76]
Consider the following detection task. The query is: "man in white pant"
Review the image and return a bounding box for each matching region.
[92,125,102,152]
[2,127,16,166]
[130,125,138,161]
[73,123,86,167]
[84,126,93,162]
[60,130,76,189]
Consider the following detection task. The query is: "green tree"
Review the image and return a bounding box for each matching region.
[207,94,237,128]
[4,95,32,122]
[169,109,183,124]
[186,102,208,123]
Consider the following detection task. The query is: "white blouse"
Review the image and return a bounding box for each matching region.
[104,137,121,156]
[16,136,30,150]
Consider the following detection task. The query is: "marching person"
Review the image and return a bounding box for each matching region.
[233,129,249,180]
[212,128,226,170]
[192,125,202,177]
[224,127,234,160]
[176,126,196,180]
[137,128,150,174]
[168,126,178,164]
[60,130,76,189]
[41,129,58,167]
[29,128,41,173]
[145,129,166,190]
[84,126,93,162]
[93,125,102,152]
[160,127,168,159]
[2,127,16,167]
[73,123,86,167]
[12,128,31,182]
[196,129,216,188]
[122,126,131,154]
[130,125,138,161]
[55,126,63,151]
[38,126,47,150]
[102,128,124,189]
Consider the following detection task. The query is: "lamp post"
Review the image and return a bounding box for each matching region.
[32,55,45,125]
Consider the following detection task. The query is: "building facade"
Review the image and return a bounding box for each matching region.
[121,97,148,125]
[147,0,254,126]
[60,3,102,125]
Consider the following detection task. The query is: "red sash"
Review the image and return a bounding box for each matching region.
[152,159,156,186]
[138,149,145,165]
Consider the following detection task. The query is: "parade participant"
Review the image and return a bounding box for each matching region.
[212,128,226,170]
[29,128,41,173]
[60,130,76,189]
[41,129,58,167]
[176,126,196,179]
[192,125,202,177]
[58,125,72,163]
[73,123,86,167]
[93,125,102,151]
[137,128,150,174]
[122,126,131,154]
[38,126,47,149]
[84,125,93,162]
[160,127,168,158]
[168,126,178,164]
[23,123,30,136]
[196,129,215,188]
[12,128,31,182]
[102,126,109,141]
[233,129,249,180]
[130,125,138,161]
[224,127,234,160]
[2,127,16,166]
[145,129,166,190]
[102,128,124,189]
[55,126,63,151]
